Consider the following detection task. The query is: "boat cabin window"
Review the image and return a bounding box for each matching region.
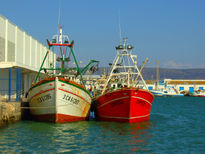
[113,85,116,89]
[117,83,122,88]
[148,87,153,90]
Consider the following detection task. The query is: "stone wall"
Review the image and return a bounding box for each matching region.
[0,102,21,127]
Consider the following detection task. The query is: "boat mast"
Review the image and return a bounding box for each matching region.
[156,60,160,90]
[59,26,65,74]
[34,47,50,84]
[101,38,149,94]
[122,38,129,87]
[101,47,121,94]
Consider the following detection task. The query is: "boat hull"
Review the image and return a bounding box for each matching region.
[188,91,205,97]
[27,77,92,123]
[189,94,205,97]
[95,88,154,123]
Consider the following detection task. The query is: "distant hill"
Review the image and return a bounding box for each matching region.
[92,67,205,80]
[142,68,205,80]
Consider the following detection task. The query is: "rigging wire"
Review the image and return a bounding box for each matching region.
[57,0,61,35]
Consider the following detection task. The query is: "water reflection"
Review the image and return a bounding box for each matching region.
[95,121,154,153]
[0,120,154,153]
[0,121,90,153]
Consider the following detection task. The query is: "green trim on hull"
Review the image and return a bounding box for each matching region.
[58,80,92,98]
[28,77,91,98]
[28,79,54,92]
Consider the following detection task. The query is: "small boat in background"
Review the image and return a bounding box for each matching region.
[94,38,154,123]
[189,90,205,97]
[150,87,184,97]
[149,90,165,96]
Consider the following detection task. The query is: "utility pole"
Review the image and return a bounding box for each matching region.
[156,60,160,90]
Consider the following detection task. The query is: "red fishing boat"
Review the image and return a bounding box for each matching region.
[95,38,154,123]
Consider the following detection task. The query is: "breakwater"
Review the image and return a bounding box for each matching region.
[0,102,21,127]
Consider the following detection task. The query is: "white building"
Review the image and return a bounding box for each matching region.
[146,79,205,92]
[0,14,56,101]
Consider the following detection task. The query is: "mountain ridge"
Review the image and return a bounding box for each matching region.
[91,67,205,80]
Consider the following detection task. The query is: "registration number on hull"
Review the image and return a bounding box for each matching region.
[36,94,52,103]
[62,94,80,105]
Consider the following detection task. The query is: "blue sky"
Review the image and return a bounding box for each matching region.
[1,0,205,68]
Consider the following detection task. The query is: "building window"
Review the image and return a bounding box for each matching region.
[148,87,153,90]
[179,87,184,91]
[189,87,194,92]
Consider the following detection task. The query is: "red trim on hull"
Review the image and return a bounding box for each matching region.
[95,89,154,123]
[57,114,86,123]
[30,88,55,101]
[97,115,150,123]
[31,113,86,123]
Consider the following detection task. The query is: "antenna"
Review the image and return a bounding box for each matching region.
[118,9,122,43]
[57,0,61,34]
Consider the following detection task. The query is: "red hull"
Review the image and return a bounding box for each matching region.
[31,113,86,123]
[95,88,154,123]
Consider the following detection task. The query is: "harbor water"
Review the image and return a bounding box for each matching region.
[0,97,205,153]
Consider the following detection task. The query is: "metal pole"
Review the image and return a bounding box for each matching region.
[19,69,22,101]
[101,54,120,94]
[34,47,50,83]
[16,68,19,102]
[53,47,54,74]
[76,60,99,77]
[134,58,148,82]
[8,68,11,102]
[70,47,84,86]
[156,60,160,90]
